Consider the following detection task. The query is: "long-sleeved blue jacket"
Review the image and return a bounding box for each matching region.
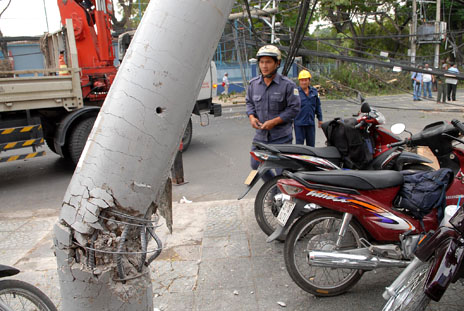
[294,86,322,126]
[246,73,301,141]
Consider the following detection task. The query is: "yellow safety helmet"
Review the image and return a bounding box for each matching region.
[256,45,282,61]
[298,70,311,80]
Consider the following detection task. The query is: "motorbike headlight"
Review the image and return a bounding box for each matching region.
[279,184,303,195]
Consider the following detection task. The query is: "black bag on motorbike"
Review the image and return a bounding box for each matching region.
[322,117,374,169]
[394,168,454,220]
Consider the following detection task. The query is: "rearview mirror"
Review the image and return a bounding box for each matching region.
[391,123,406,135]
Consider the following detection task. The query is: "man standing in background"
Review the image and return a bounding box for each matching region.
[412,67,423,101]
[222,72,230,95]
[294,70,322,146]
[437,61,448,104]
[447,63,459,101]
[422,63,433,99]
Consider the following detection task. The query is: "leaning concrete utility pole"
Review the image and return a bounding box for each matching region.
[53,1,233,310]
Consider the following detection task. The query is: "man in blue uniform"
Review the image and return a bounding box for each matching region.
[294,70,322,146]
[246,45,301,182]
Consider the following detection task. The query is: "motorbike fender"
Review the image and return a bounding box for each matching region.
[424,238,464,301]
[238,158,304,200]
[415,227,457,261]
[395,151,432,170]
[266,200,307,243]
[0,264,20,278]
[238,163,274,200]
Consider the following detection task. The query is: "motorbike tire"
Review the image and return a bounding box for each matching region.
[0,279,57,311]
[382,261,431,311]
[284,209,366,297]
[254,175,286,241]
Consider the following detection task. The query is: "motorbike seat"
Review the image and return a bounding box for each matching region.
[267,144,341,159]
[294,170,404,190]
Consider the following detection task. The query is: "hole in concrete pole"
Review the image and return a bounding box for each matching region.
[155,107,164,114]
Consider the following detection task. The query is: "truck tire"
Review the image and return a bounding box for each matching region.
[68,116,96,165]
[182,118,192,152]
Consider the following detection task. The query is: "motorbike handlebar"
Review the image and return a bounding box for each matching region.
[451,119,464,136]
[389,139,408,148]
[355,120,366,129]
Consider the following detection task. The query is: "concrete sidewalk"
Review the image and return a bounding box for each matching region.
[1,199,463,310]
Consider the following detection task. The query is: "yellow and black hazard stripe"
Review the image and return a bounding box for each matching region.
[0,124,42,135]
[0,138,44,151]
[0,151,46,163]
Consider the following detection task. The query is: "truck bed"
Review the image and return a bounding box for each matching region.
[0,68,83,113]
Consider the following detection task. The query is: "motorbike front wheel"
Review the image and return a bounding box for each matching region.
[254,175,287,241]
[382,261,431,311]
[284,209,366,297]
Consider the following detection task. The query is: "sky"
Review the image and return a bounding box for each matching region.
[0,0,62,37]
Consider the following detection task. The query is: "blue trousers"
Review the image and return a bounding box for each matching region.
[250,134,293,182]
[423,81,432,98]
[413,81,422,100]
[294,125,316,147]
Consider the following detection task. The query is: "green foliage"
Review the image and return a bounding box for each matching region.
[311,64,412,99]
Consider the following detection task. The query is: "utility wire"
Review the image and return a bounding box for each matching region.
[242,0,259,49]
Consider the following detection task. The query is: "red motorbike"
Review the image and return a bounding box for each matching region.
[240,102,432,242]
[276,119,464,297]
[381,202,464,311]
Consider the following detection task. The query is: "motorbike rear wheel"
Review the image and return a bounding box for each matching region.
[0,279,57,311]
[254,175,287,241]
[382,261,431,311]
[284,209,366,297]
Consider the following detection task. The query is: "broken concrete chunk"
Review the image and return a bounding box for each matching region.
[69,195,81,209]
[60,204,77,226]
[54,223,73,247]
[89,187,114,206]
[83,210,99,223]
[88,197,109,209]
[88,221,104,231]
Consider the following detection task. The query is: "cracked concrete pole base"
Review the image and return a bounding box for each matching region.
[55,0,233,309]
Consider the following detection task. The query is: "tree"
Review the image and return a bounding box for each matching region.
[0,0,12,60]
[110,0,135,33]
[316,0,410,59]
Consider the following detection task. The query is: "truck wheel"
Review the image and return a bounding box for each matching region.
[182,118,192,152]
[68,116,96,165]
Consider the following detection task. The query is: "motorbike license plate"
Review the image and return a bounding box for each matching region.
[244,170,258,185]
[277,200,296,226]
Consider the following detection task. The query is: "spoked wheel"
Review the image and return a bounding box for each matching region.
[284,209,366,297]
[382,261,431,311]
[254,175,289,241]
[0,279,57,311]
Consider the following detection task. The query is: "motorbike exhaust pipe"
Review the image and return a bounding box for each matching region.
[308,251,410,271]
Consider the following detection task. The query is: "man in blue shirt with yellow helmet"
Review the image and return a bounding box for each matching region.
[294,70,322,146]
[246,45,301,181]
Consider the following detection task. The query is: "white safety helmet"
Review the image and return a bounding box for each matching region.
[256,45,282,62]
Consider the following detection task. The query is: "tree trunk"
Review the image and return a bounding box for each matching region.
[54,1,233,310]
